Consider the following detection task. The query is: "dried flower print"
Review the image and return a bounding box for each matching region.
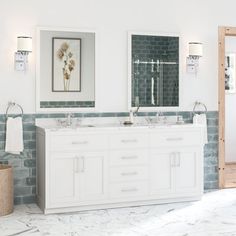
[61,42,69,52]
[57,42,76,91]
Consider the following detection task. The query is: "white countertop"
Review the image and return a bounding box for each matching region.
[35,116,204,132]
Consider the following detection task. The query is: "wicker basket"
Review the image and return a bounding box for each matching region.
[0,165,13,216]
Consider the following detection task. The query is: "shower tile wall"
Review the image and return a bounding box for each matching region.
[132,35,179,107]
[0,111,218,204]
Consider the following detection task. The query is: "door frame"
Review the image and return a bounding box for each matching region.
[218,26,236,188]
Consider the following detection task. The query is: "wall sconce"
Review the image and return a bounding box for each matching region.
[186,42,203,74]
[15,36,32,72]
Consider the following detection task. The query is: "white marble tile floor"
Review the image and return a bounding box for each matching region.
[1,189,236,236]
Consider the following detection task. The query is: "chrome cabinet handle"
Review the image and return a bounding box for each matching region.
[176,152,181,167]
[74,156,79,173]
[170,152,176,167]
[121,188,138,193]
[121,172,138,176]
[121,139,137,143]
[121,155,138,160]
[71,141,88,145]
[79,156,85,172]
[170,152,181,167]
[166,137,183,141]
[74,156,85,173]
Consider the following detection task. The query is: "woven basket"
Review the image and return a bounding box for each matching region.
[0,165,13,216]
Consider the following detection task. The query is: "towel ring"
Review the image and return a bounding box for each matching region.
[193,101,207,115]
[6,102,24,118]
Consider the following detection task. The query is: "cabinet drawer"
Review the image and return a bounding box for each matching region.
[110,150,148,166]
[110,166,148,182]
[150,131,201,147]
[50,134,107,151]
[109,133,148,149]
[109,181,148,198]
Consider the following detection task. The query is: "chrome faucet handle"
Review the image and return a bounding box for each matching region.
[156,112,163,122]
[157,111,164,116]
[66,113,74,126]
[67,113,75,120]
[145,116,151,124]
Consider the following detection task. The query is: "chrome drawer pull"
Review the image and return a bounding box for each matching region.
[121,139,137,143]
[121,188,138,193]
[121,155,138,160]
[166,137,183,141]
[121,172,138,176]
[71,141,88,145]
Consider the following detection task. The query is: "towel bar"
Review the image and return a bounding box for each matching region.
[192,101,207,115]
[6,102,24,118]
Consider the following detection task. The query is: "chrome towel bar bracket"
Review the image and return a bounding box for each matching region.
[192,101,207,115]
[5,102,24,119]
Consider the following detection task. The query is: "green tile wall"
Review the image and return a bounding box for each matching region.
[132,35,179,107]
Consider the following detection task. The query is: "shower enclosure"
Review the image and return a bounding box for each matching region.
[130,34,179,108]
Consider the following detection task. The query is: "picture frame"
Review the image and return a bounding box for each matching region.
[52,37,81,92]
[225,53,236,94]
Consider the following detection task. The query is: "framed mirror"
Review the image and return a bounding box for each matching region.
[128,32,180,110]
[219,27,236,188]
[36,27,96,112]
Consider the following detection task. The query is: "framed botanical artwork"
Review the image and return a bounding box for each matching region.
[52,37,81,92]
[225,53,236,94]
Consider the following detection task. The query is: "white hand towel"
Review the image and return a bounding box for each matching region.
[193,114,208,144]
[5,117,24,154]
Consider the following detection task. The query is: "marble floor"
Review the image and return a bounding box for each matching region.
[1,189,236,236]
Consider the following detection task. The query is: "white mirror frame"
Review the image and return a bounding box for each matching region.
[36,26,98,113]
[128,31,183,112]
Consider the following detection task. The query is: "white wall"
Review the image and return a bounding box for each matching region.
[1,0,236,113]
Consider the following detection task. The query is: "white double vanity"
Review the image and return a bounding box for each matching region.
[36,117,205,214]
[35,28,205,214]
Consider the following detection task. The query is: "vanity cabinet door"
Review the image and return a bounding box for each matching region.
[49,152,107,206]
[78,152,107,202]
[150,148,203,198]
[150,150,175,196]
[174,148,202,196]
[50,153,77,205]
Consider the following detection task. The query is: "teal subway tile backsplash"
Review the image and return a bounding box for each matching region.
[40,101,95,108]
[0,111,218,204]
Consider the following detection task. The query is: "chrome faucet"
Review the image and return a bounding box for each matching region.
[66,113,74,126]
[156,111,163,122]
[133,104,140,116]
